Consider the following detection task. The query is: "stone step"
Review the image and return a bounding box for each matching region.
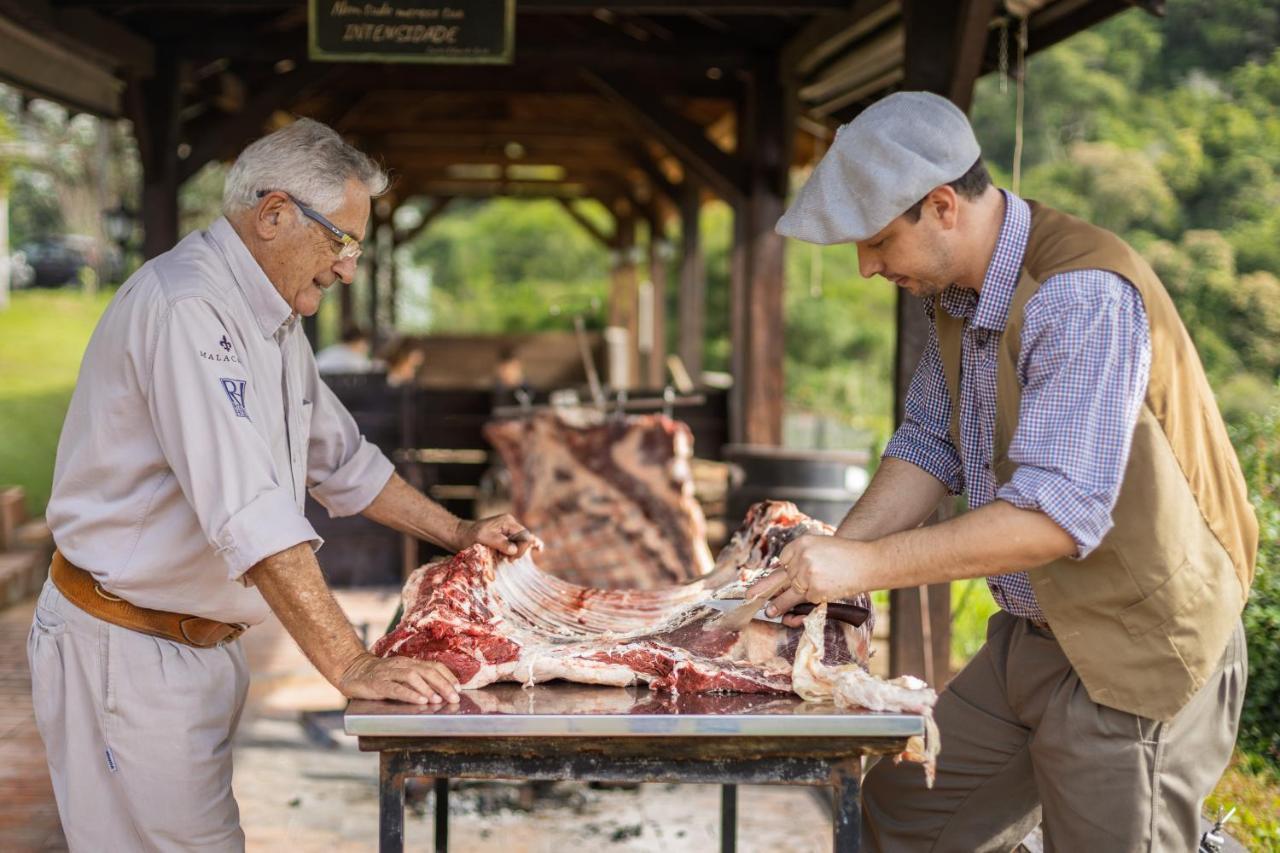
[12,519,53,552]
[0,487,26,553]
[0,550,48,609]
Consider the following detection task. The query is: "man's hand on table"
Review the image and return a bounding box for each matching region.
[454,514,545,558]
[339,652,462,705]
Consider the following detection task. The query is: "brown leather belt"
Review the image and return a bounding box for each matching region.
[1029,619,1055,638]
[50,551,247,648]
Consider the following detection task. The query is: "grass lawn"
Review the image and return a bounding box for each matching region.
[0,287,115,516]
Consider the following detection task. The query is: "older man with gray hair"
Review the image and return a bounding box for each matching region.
[30,118,540,851]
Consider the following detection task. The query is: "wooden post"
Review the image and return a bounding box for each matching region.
[128,55,181,260]
[608,210,639,389]
[646,213,668,388]
[729,202,748,445]
[366,209,381,346]
[732,57,790,447]
[887,0,999,683]
[339,272,354,331]
[677,181,704,383]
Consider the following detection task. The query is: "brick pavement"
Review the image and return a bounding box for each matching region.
[0,596,66,852]
[3,587,840,852]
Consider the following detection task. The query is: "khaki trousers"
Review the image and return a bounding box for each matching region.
[863,611,1246,852]
[27,578,250,853]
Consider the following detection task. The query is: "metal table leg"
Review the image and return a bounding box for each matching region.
[434,777,450,852]
[379,752,406,853]
[831,760,862,852]
[721,783,737,853]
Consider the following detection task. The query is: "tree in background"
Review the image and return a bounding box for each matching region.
[0,86,140,287]
[971,3,1280,417]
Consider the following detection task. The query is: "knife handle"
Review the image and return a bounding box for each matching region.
[790,602,870,628]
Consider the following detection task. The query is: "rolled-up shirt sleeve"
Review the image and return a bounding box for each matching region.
[882,318,966,494]
[303,355,394,518]
[146,298,319,580]
[996,271,1151,557]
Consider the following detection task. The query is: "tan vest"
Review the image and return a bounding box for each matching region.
[934,201,1257,721]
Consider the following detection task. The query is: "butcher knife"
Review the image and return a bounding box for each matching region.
[704,570,792,632]
[702,597,871,630]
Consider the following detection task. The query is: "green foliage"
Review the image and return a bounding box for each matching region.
[1206,752,1280,850]
[973,3,1280,418]
[406,198,611,334]
[1231,403,1280,768]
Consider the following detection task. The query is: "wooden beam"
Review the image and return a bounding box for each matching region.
[781,0,897,78]
[0,14,124,117]
[582,71,747,205]
[556,198,616,250]
[126,52,181,259]
[625,143,682,206]
[646,212,669,388]
[518,0,848,11]
[53,7,155,77]
[394,196,455,245]
[900,0,999,111]
[178,63,333,183]
[55,0,844,8]
[738,57,789,447]
[677,180,705,383]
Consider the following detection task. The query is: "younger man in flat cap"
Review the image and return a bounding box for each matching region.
[758,91,1256,850]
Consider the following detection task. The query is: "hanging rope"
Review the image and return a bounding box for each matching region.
[809,134,828,298]
[1012,16,1029,195]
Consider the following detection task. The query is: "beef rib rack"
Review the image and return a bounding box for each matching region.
[373,501,875,693]
[483,411,714,589]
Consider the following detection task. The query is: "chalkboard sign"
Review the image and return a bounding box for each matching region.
[309,0,514,64]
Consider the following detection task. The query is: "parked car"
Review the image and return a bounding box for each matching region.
[4,251,35,289]
[16,235,122,287]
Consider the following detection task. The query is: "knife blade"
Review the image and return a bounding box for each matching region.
[699,598,783,624]
[705,571,792,633]
[699,597,872,629]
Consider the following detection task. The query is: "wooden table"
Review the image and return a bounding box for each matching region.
[346,683,924,852]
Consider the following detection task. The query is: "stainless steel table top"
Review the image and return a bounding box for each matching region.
[345,683,925,739]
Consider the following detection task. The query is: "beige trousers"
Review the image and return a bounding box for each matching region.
[863,610,1246,853]
[27,578,250,853]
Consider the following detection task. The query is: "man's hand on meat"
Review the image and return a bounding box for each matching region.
[761,534,871,626]
[453,514,545,558]
[362,472,541,558]
[747,486,1078,629]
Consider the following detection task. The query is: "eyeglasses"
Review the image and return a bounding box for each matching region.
[256,189,363,261]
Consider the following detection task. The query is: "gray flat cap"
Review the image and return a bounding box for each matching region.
[776,91,982,244]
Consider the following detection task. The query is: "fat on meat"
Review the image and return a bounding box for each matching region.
[373,502,873,694]
[792,603,941,786]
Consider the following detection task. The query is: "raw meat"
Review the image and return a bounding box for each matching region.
[483,411,713,589]
[373,501,873,694]
[793,603,941,785]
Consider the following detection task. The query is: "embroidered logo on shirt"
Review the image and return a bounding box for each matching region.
[219,377,249,419]
[219,335,233,352]
[200,349,239,363]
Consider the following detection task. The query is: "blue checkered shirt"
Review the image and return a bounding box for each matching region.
[882,192,1152,622]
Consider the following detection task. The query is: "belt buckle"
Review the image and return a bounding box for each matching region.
[179,618,247,647]
[220,623,248,646]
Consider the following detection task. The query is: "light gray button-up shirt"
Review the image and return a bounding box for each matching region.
[47,217,394,624]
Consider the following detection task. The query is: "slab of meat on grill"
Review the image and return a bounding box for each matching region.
[483,411,714,589]
[373,501,875,694]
